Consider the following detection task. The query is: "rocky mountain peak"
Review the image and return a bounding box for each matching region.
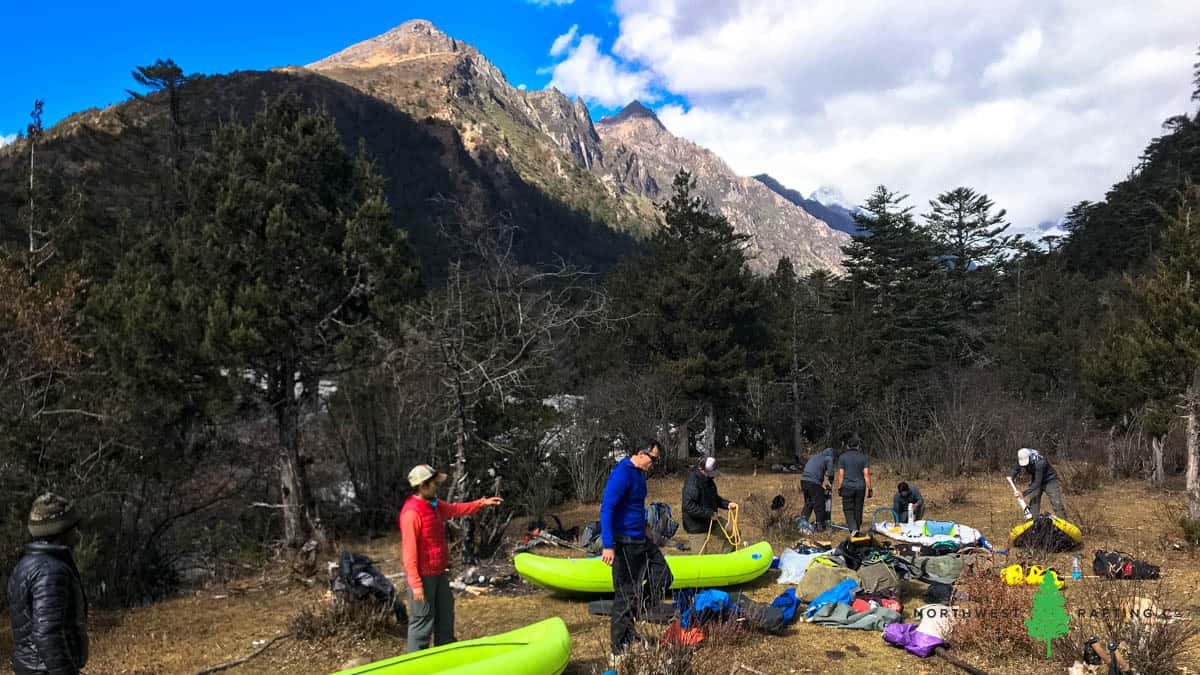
[598,100,665,130]
[307,19,471,70]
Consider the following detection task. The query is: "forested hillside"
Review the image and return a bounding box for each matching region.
[2,49,1199,618]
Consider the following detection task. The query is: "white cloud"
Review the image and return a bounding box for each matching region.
[570,0,1200,233]
[550,25,579,57]
[547,34,656,107]
[526,0,574,6]
[0,133,15,147]
[518,83,528,90]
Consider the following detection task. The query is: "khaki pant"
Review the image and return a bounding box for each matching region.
[688,530,733,555]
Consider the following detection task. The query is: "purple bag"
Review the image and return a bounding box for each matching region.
[883,623,945,658]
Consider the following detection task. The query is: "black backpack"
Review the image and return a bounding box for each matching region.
[1092,550,1160,580]
[646,502,679,543]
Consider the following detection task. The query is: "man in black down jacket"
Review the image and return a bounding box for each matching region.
[681,457,738,554]
[7,493,89,675]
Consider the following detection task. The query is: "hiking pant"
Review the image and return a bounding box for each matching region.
[800,480,828,527]
[687,530,732,555]
[407,573,454,652]
[611,536,673,655]
[842,488,866,532]
[1026,478,1067,518]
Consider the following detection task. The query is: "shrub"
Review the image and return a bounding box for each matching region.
[1060,461,1106,495]
[290,597,401,642]
[1055,577,1199,675]
[946,569,1038,661]
[945,482,972,506]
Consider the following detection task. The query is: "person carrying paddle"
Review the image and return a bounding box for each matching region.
[893,481,925,522]
[834,435,872,532]
[1009,447,1067,518]
[681,456,739,554]
[800,447,834,531]
[399,464,504,652]
[600,440,673,660]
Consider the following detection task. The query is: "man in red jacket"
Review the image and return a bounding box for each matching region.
[399,464,503,652]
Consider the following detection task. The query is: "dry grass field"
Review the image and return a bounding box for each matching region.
[3,454,1198,674]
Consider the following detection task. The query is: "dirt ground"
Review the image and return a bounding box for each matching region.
[3,455,1198,674]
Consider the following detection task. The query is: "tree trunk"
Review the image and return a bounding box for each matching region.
[1106,428,1117,479]
[703,401,716,457]
[277,368,322,549]
[448,387,469,504]
[1151,436,1165,485]
[792,379,804,464]
[1186,368,1200,520]
[675,422,689,461]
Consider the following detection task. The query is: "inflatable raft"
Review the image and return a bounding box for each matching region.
[514,541,773,594]
[331,617,570,675]
[1009,514,1082,551]
[873,520,984,548]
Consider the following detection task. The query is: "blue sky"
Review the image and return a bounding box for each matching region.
[3,1,1197,234]
[0,0,609,136]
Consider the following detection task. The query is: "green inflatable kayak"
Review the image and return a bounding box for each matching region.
[515,541,773,594]
[331,617,570,675]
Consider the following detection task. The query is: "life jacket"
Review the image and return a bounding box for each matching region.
[400,495,449,577]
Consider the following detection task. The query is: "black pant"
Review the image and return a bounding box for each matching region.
[842,489,866,532]
[800,480,828,526]
[611,537,673,655]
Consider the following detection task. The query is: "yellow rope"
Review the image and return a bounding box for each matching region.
[701,507,741,554]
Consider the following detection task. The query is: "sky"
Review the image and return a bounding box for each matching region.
[3,0,1198,235]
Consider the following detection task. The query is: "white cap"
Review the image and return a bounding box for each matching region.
[1017,448,1032,466]
[701,456,720,476]
[407,464,447,487]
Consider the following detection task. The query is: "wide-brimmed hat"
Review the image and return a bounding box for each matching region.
[408,464,448,488]
[28,493,80,538]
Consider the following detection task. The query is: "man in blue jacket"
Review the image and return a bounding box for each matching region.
[601,440,672,658]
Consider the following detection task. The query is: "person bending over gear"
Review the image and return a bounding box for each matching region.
[399,465,504,653]
[1009,447,1067,518]
[682,456,738,554]
[800,447,834,530]
[835,435,872,532]
[893,482,925,523]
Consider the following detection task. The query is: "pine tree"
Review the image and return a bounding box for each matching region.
[1083,184,1200,516]
[1026,573,1069,657]
[127,58,191,128]
[99,94,418,547]
[840,186,956,381]
[616,171,763,455]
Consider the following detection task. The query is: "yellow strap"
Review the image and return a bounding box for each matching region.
[701,507,742,553]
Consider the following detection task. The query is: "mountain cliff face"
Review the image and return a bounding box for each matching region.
[306,20,847,274]
[596,103,848,272]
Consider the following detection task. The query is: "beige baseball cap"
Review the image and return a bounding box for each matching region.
[408,464,448,487]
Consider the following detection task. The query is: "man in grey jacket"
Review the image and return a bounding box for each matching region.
[1009,447,1067,518]
[800,448,834,531]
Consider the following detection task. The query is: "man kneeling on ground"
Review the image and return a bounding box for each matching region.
[893,481,925,523]
[682,456,738,554]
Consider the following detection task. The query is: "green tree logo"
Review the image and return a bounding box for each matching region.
[1026,573,1070,657]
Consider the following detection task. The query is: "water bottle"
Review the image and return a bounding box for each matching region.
[907,502,915,523]
[1071,554,1082,580]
